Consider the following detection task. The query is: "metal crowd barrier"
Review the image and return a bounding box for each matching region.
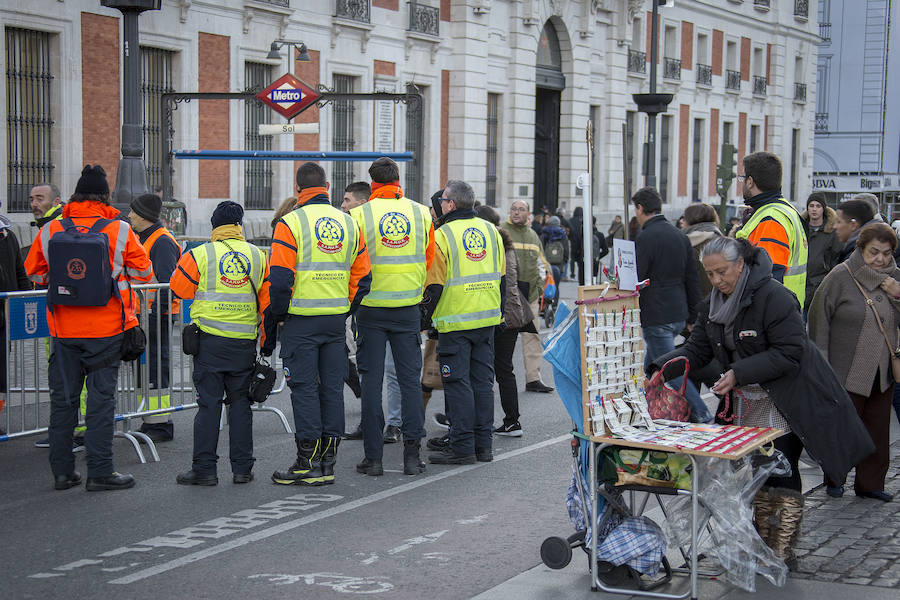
[0,284,288,462]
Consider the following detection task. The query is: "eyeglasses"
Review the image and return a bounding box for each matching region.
[440,197,451,203]
[737,175,746,181]
[510,206,529,212]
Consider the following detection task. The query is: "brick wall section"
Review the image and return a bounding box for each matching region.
[294,49,320,174]
[708,108,719,194]
[373,0,398,10]
[198,33,230,199]
[738,112,748,174]
[441,0,450,21]
[712,29,723,76]
[81,12,120,185]
[681,21,693,71]
[740,37,750,81]
[766,43,772,83]
[374,60,395,77]
[440,70,449,185]
[678,104,690,197]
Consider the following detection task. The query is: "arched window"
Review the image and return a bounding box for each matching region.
[536,22,565,90]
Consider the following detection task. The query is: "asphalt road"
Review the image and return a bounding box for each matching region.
[1,283,582,600]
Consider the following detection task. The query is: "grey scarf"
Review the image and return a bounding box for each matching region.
[707,264,752,350]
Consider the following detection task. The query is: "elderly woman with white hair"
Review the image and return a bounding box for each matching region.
[648,236,874,567]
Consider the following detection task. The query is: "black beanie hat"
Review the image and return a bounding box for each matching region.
[211,201,244,228]
[74,164,109,196]
[131,193,162,222]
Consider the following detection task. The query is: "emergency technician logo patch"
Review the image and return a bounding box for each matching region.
[315,217,345,254]
[219,251,251,288]
[67,258,87,280]
[462,227,487,261]
[378,212,411,249]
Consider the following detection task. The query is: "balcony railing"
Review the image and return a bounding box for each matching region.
[753,75,767,96]
[815,113,829,132]
[696,63,712,86]
[794,82,807,102]
[335,0,370,22]
[794,0,808,17]
[628,49,646,74]
[726,69,741,90]
[663,57,681,80]
[754,0,770,8]
[408,2,439,36]
[820,22,832,43]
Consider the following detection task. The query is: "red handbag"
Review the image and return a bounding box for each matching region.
[645,357,691,422]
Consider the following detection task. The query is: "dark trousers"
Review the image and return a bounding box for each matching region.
[826,383,893,493]
[281,313,347,442]
[357,305,424,460]
[494,327,520,425]
[48,334,122,477]
[147,310,171,389]
[439,326,495,455]
[191,334,256,475]
[893,384,900,426]
[766,431,804,491]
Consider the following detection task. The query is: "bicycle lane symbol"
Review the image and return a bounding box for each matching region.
[248,572,393,594]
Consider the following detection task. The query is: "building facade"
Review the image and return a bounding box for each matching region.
[812,0,900,213]
[2,0,819,239]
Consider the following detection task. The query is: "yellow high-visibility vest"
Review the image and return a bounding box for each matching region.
[282,203,358,316]
[190,239,265,339]
[736,198,808,306]
[432,217,503,333]
[351,197,431,307]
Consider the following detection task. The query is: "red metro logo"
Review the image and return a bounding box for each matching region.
[256,73,320,120]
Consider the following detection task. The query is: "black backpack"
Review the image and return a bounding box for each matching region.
[47,218,115,306]
[546,239,565,265]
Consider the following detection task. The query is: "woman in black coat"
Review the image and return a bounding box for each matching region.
[649,237,874,567]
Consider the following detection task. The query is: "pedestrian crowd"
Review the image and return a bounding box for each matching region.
[2,157,563,491]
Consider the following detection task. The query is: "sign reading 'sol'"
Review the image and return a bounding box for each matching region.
[256,73,320,120]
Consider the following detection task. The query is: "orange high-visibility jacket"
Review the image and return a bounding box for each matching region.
[25,201,153,338]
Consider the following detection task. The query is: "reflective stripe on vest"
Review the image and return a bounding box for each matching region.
[189,240,264,339]
[737,198,808,306]
[352,197,430,307]
[432,218,503,333]
[282,204,357,316]
[143,226,182,315]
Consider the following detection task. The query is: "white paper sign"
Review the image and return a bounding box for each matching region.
[613,238,638,291]
[374,100,395,154]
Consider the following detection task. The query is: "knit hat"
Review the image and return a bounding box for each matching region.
[806,192,826,209]
[74,165,109,196]
[548,215,561,227]
[131,193,162,222]
[210,201,244,228]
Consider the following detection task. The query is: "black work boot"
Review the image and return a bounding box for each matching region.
[403,439,426,475]
[320,436,341,484]
[271,438,324,486]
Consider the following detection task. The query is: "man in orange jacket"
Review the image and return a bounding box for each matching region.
[26,165,153,492]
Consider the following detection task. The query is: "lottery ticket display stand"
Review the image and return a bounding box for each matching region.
[576,285,782,599]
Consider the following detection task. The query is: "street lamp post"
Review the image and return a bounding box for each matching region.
[633,0,673,190]
[100,0,161,214]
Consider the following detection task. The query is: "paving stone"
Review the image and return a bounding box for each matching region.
[842,577,872,585]
[812,546,842,558]
[871,577,899,588]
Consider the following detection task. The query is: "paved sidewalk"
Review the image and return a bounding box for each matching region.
[792,440,900,588]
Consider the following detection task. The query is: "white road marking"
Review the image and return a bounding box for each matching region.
[108,433,570,585]
[248,572,393,594]
[455,514,489,525]
[386,530,447,555]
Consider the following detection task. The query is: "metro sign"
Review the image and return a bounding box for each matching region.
[256,73,319,120]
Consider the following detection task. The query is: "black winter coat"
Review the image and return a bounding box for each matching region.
[635,215,701,327]
[652,250,874,483]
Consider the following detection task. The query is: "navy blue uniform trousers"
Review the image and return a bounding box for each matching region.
[48,334,122,478]
[438,326,496,455]
[280,313,347,441]
[191,333,256,475]
[356,305,425,460]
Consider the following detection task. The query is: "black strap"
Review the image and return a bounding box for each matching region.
[59,217,112,234]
